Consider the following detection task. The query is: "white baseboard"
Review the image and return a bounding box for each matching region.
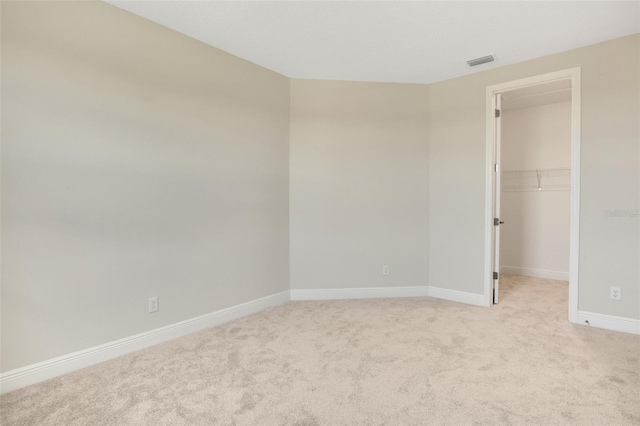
[501,265,569,281]
[290,286,429,301]
[576,311,640,335]
[427,286,487,307]
[291,285,485,307]
[0,291,290,395]
[0,284,491,394]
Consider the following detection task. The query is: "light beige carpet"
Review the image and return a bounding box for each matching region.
[1,275,639,425]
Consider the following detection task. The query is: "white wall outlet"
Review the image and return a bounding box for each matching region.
[609,287,621,301]
[382,265,390,276]
[148,297,159,313]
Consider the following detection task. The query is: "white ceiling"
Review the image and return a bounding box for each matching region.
[502,79,572,111]
[105,1,640,84]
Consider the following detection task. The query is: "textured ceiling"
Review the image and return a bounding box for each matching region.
[105,1,640,84]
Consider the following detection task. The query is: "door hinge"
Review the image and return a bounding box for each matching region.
[493,272,498,280]
[494,218,500,226]
[495,109,501,118]
[494,163,500,172]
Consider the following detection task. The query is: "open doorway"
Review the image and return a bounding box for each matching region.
[499,81,572,301]
[484,68,581,324]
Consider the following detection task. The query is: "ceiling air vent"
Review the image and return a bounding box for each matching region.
[466,54,495,67]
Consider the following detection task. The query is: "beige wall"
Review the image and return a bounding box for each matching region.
[289,80,429,290]
[429,34,639,319]
[500,102,572,277]
[1,2,290,372]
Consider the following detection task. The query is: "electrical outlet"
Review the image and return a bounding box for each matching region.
[148,297,159,313]
[382,265,390,276]
[609,287,621,301]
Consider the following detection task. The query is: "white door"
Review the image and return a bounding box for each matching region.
[493,94,502,304]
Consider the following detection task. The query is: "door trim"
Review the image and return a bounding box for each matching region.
[483,67,581,323]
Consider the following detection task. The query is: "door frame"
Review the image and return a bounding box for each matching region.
[492,93,503,304]
[483,67,581,323]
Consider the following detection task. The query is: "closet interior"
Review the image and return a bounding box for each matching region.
[499,80,572,283]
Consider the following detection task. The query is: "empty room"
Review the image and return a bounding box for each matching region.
[1,1,639,425]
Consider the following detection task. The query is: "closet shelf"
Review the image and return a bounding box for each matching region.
[502,167,571,192]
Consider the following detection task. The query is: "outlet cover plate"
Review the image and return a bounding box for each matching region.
[148,297,159,313]
[609,287,621,301]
